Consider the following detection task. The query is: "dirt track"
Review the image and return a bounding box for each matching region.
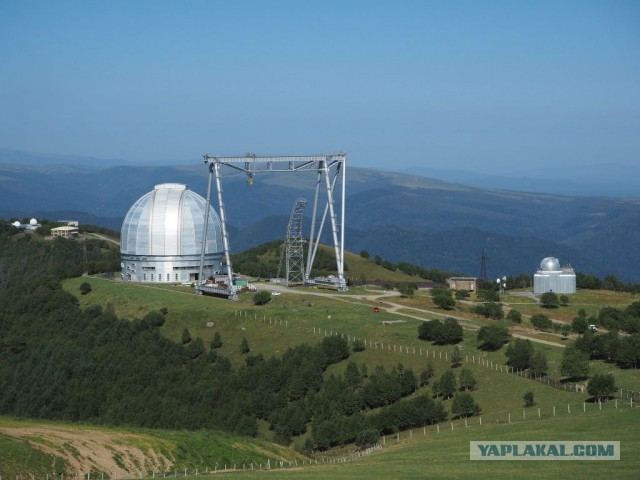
[0,426,172,476]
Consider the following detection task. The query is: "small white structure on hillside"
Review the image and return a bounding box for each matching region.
[533,257,576,294]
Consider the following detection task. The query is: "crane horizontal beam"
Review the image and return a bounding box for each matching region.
[203,153,346,174]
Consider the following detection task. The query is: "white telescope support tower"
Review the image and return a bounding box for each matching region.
[199,153,347,294]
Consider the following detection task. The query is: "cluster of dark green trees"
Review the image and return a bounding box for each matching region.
[579,304,640,334]
[575,272,640,294]
[417,318,463,344]
[568,306,640,368]
[306,362,449,450]
[504,339,549,376]
[572,331,640,369]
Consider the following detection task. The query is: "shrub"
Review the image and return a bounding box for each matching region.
[79,282,92,295]
[253,290,271,305]
[455,289,470,300]
[240,337,250,354]
[506,309,522,323]
[210,331,223,349]
[540,291,559,308]
[473,302,503,320]
[523,391,535,407]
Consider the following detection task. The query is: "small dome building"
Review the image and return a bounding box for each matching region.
[120,183,223,283]
[533,256,576,294]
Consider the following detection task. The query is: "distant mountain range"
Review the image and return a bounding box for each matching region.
[1,149,639,281]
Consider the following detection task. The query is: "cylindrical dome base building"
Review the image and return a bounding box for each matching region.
[120,183,223,283]
[533,257,576,294]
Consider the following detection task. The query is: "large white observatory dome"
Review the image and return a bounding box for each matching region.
[120,183,223,283]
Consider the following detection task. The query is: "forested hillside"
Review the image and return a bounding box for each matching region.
[0,226,448,450]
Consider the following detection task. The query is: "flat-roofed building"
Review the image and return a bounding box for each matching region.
[446,277,477,291]
[51,226,79,238]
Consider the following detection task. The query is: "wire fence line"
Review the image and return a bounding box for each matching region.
[234,310,639,403]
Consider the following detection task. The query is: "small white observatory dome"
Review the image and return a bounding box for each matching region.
[12,221,21,228]
[539,257,561,272]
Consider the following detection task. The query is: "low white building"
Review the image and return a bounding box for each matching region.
[533,257,576,294]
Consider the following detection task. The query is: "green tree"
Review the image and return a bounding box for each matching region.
[352,338,365,352]
[473,302,504,320]
[320,336,350,365]
[529,351,548,377]
[560,346,590,380]
[398,283,417,298]
[523,391,535,407]
[561,323,572,339]
[181,328,192,345]
[451,393,480,418]
[253,290,271,305]
[459,368,477,391]
[505,338,534,370]
[572,316,588,334]
[240,337,250,354]
[540,291,559,308]
[559,295,569,306]
[476,289,500,302]
[79,282,92,295]
[433,293,456,310]
[210,331,223,349]
[477,325,511,351]
[531,313,553,331]
[344,362,362,390]
[419,363,434,386]
[451,345,462,368]
[587,374,616,402]
[506,309,522,323]
[436,318,464,345]
[359,250,370,259]
[434,370,457,399]
[418,319,442,341]
[355,428,380,448]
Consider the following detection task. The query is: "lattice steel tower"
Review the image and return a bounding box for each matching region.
[284,198,307,284]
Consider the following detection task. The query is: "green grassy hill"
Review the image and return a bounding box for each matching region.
[2,272,638,477]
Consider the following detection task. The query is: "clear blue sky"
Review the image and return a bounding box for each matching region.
[1,0,638,175]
